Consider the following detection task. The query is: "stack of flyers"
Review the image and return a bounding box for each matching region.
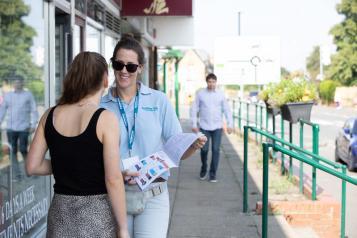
[130,151,177,191]
[122,132,203,191]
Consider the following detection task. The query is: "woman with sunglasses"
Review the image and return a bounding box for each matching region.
[26,52,129,238]
[101,35,206,237]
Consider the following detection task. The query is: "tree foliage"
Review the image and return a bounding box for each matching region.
[326,0,357,86]
[0,0,42,83]
[306,46,320,81]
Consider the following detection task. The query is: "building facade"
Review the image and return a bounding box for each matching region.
[0,0,194,237]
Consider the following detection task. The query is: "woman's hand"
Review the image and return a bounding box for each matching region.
[122,170,140,185]
[191,135,207,150]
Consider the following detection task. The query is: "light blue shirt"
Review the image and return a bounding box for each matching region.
[0,90,38,131]
[100,83,182,179]
[190,88,233,131]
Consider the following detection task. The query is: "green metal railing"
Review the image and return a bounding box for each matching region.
[299,119,320,200]
[232,99,322,198]
[243,126,356,238]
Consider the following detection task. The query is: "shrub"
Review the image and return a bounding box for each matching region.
[319,79,340,104]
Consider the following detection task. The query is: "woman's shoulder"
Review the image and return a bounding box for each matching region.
[141,84,167,98]
[100,89,114,104]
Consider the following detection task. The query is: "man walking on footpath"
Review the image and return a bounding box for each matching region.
[190,73,233,182]
[0,76,38,179]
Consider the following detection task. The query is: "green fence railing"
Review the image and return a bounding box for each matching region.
[231,99,322,198]
[243,126,356,238]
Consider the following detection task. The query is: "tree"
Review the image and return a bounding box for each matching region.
[326,0,357,86]
[0,0,42,83]
[306,46,320,81]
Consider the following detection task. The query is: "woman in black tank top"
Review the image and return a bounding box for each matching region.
[26,52,129,238]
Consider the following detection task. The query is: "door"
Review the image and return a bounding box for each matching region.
[55,9,72,102]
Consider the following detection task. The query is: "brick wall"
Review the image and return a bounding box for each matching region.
[256,196,341,238]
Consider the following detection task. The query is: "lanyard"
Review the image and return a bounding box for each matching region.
[116,90,139,157]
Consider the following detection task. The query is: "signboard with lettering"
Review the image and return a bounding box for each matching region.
[0,184,49,238]
[122,0,192,16]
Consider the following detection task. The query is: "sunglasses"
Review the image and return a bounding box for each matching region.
[112,60,139,73]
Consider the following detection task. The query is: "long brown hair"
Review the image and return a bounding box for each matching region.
[57,52,108,105]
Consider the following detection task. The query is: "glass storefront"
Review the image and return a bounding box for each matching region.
[0,0,51,237]
[105,35,118,86]
[86,24,101,53]
[0,0,121,237]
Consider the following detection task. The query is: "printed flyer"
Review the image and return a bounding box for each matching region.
[123,133,201,191]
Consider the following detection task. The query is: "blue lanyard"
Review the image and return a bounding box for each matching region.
[116,90,139,157]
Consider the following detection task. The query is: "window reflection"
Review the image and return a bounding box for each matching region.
[0,0,50,237]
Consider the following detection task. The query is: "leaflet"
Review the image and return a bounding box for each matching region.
[123,133,201,191]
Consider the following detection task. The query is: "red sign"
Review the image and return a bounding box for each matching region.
[122,0,192,16]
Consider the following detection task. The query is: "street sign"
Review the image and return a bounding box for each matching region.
[214,36,281,85]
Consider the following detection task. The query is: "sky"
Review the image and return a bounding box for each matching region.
[193,0,343,72]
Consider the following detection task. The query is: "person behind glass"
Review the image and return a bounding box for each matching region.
[190,73,233,182]
[25,52,129,238]
[100,35,206,238]
[0,75,38,180]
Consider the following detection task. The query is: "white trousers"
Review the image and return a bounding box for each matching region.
[127,190,170,238]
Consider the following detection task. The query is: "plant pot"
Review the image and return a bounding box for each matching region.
[264,101,280,116]
[280,101,314,123]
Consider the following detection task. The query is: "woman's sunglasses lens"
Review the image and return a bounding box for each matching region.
[126,64,138,73]
[113,61,124,71]
[112,61,138,73]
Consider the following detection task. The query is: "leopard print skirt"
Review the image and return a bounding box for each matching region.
[46,193,117,238]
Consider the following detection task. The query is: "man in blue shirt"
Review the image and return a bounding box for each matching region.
[191,73,233,182]
[0,76,39,179]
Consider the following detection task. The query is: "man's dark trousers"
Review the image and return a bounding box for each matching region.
[7,130,29,177]
[200,128,222,179]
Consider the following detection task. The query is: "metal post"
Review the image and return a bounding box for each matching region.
[265,107,268,134]
[281,117,285,174]
[299,122,304,193]
[233,100,236,129]
[237,12,241,36]
[260,106,263,143]
[272,115,276,163]
[262,143,270,238]
[174,61,179,118]
[312,125,319,200]
[289,122,293,178]
[238,101,242,130]
[255,104,258,142]
[246,103,250,127]
[243,126,249,213]
[341,166,346,238]
[163,61,167,93]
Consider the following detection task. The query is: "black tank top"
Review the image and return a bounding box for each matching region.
[45,106,107,195]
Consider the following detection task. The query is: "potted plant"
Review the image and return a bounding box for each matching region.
[268,78,318,123]
[259,83,281,116]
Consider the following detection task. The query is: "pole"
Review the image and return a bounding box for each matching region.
[163,61,167,93]
[174,60,179,118]
[237,12,241,36]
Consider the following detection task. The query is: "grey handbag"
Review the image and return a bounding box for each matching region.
[125,189,148,215]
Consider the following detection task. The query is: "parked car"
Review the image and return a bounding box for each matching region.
[335,117,357,171]
[247,91,259,103]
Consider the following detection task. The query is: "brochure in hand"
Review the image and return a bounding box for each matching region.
[122,133,202,191]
